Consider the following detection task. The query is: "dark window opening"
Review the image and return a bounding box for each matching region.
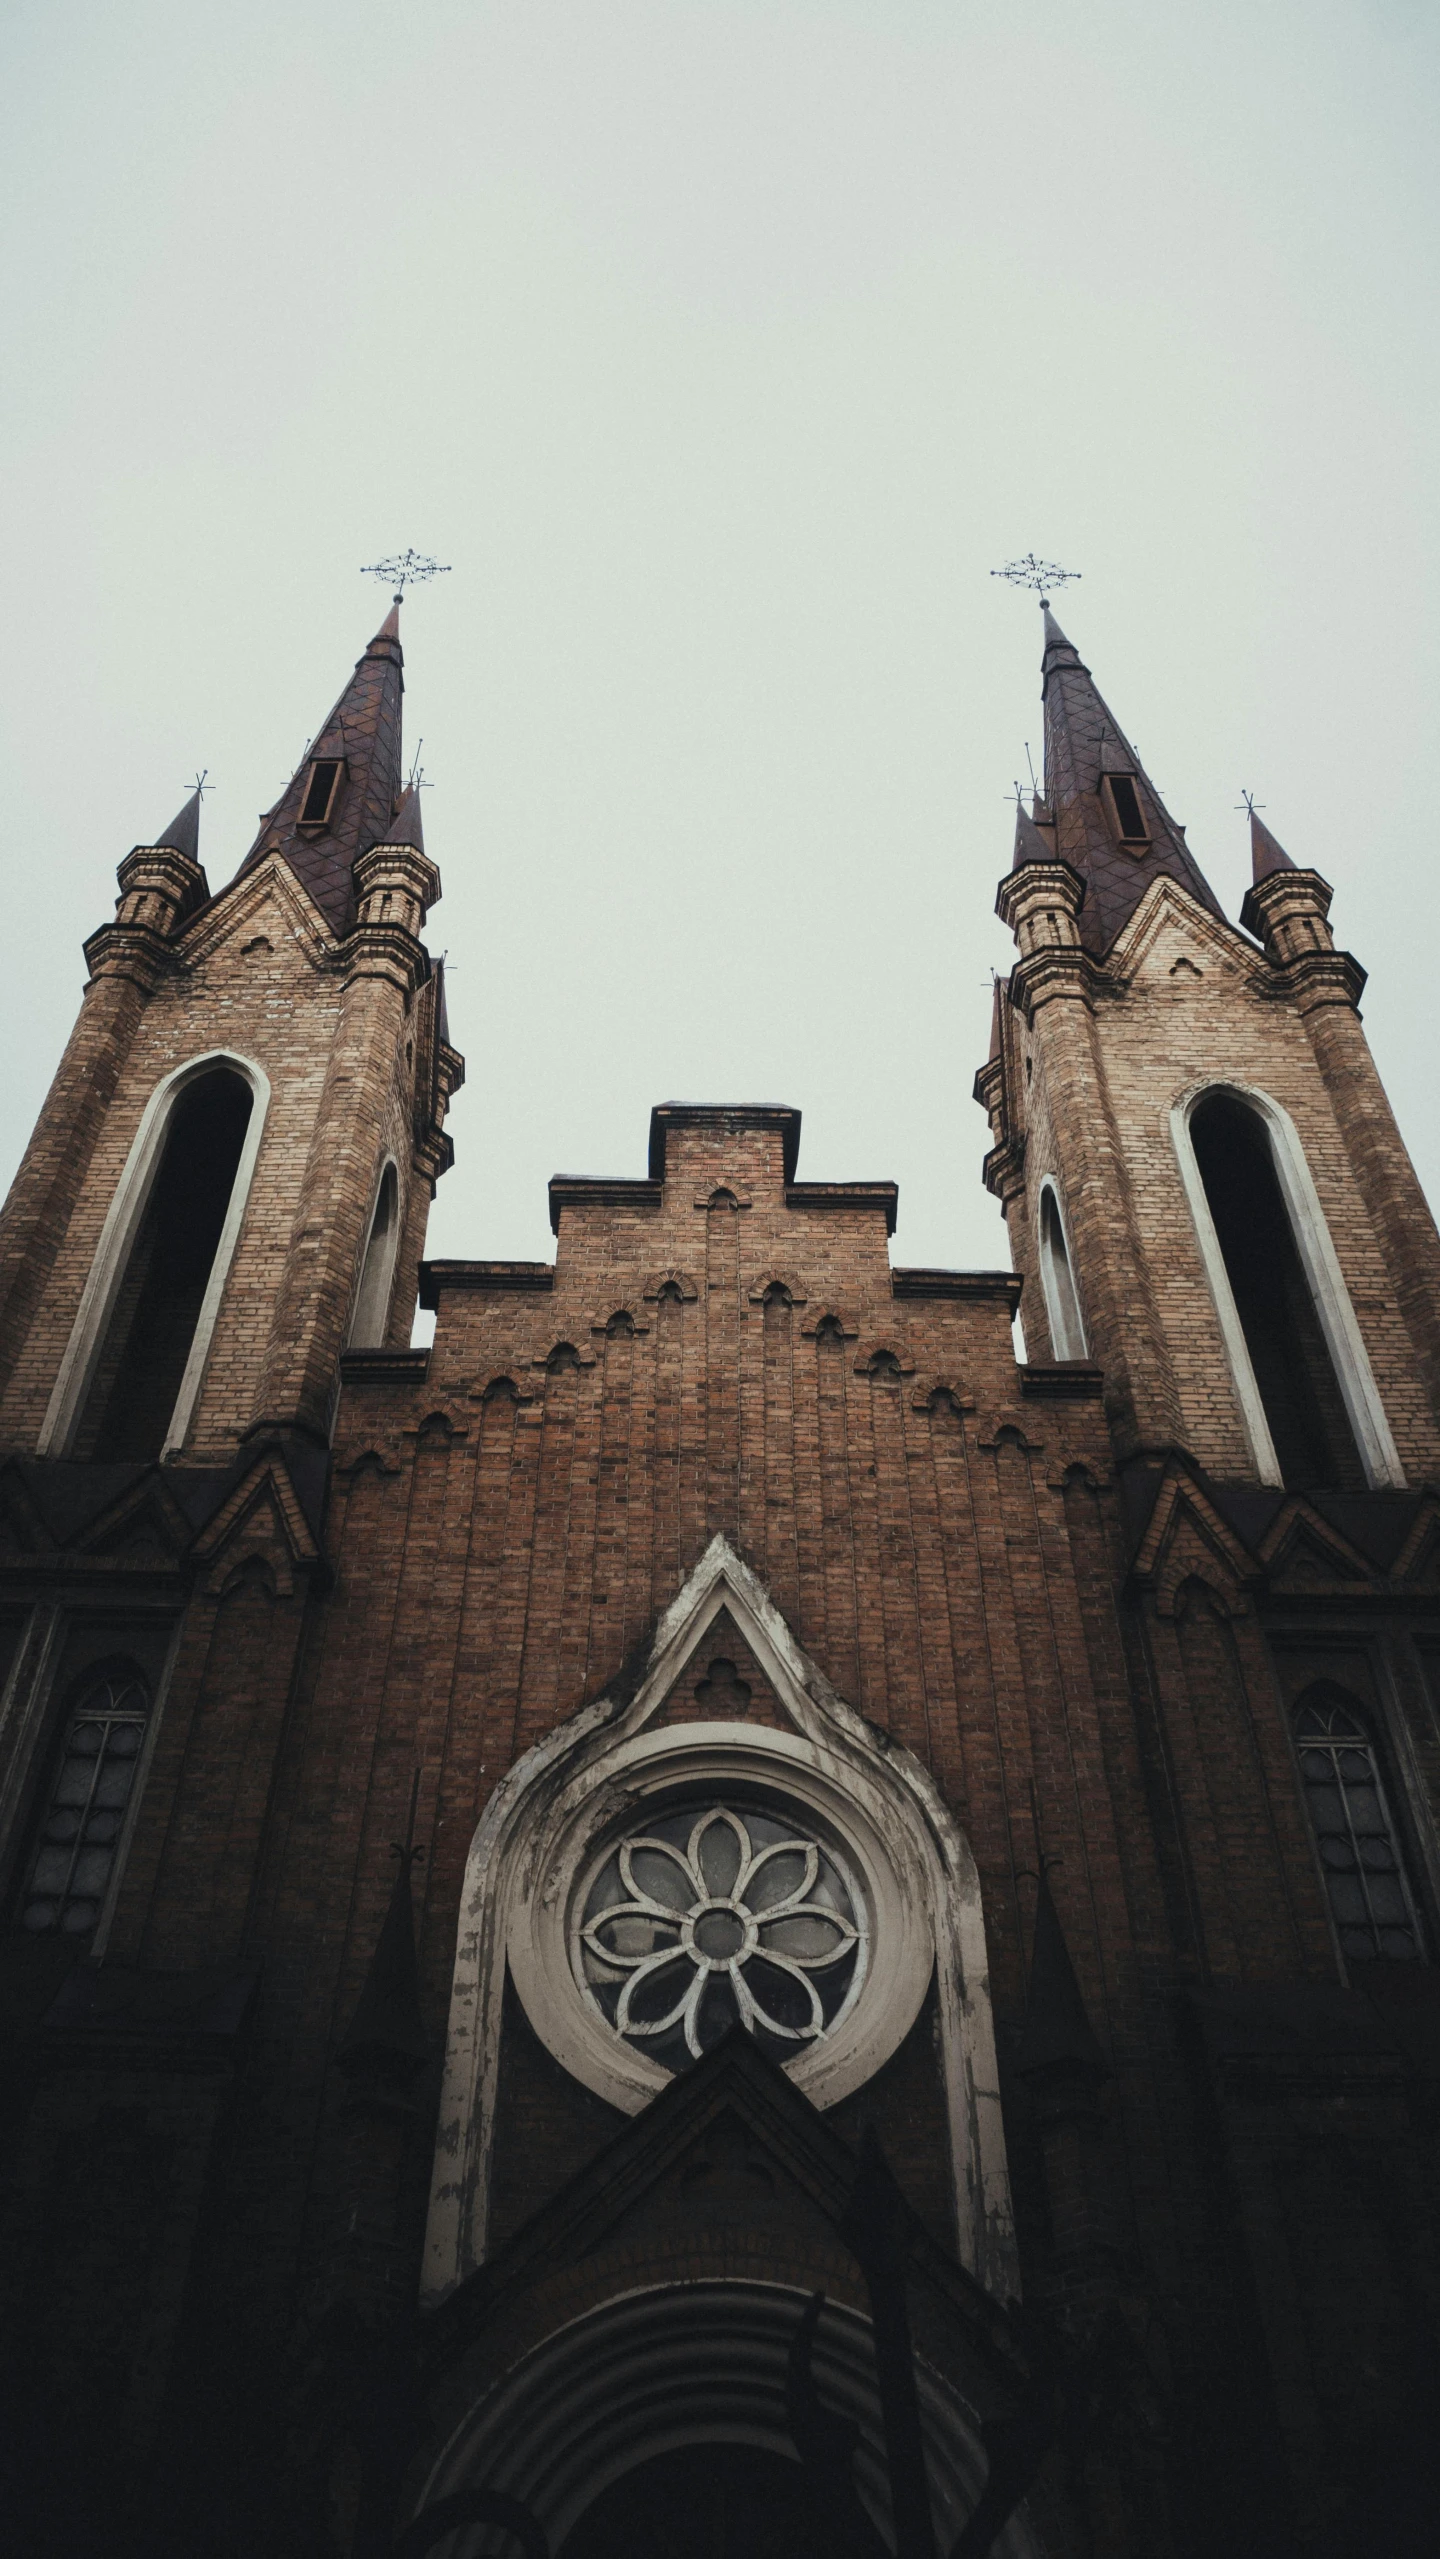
[299,759,341,825]
[19,1668,150,1937]
[1190,1092,1363,1490]
[78,1068,254,1462]
[1108,773,1147,841]
[1295,1685,1425,1963]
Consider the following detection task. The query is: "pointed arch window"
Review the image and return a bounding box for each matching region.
[1038,1181,1087,1360]
[350,1161,400,1349]
[18,1666,150,1937]
[1294,1685,1425,1964]
[40,1052,270,1463]
[1171,1084,1403,1491]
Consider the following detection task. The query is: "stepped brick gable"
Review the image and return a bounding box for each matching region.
[0,603,1438,2557]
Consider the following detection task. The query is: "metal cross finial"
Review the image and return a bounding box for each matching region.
[361,548,453,603]
[188,770,212,799]
[991,553,1082,607]
[406,739,434,795]
[1236,789,1266,818]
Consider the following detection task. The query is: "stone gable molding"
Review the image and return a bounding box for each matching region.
[424,1534,1015,2307]
[1104,874,1271,993]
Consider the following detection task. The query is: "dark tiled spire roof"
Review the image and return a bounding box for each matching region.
[1009,800,1057,872]
[151,786,203,863]
[1250,807,1297,884]
[377,781,426,855]
[235,604,405,935]
[1038,607,1225,955]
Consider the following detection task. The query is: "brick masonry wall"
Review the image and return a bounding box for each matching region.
[1014,883,1440,1482]
[0,855,439,1459]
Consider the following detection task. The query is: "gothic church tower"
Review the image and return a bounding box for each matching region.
[978,606,1440,1492]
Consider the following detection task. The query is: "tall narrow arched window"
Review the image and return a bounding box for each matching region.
[1294,1685,1425,1964]
[1038,1182,1087,1360]
[18,1665,150,1936]
[41,1054,268,1464]
[74,1068,255,1461]
[350,1162,400,1348]
[1183,1090,1371,1490]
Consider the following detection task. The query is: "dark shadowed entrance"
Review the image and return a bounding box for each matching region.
[560,2443,821,2559]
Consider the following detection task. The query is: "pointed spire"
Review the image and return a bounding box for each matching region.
[150,786,202,864]
[1035,609,1225,956]
[1250,807,1297,885]
[234,608,405,934]
[1014,1866,1108,2083]
[335,1848,429,2093]
[376,781,425,856]
[1011,799,1057,873]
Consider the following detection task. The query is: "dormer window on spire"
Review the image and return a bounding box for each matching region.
[298,758,344,828]
[1103,772,1149,845]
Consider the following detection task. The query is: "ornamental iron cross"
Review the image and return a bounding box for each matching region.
[361,549,453,603]
[991,553,1081,606]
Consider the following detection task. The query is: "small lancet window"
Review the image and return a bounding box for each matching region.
[19,1668,150,1936]
[1294,1686,1424,1963]
[1190,1092,1363,1490]
[76,1067,255,1462]
[1106,773,1148,843]
[350,1164,399,1349]
[1039,1186,1087,1361]
[299,759,342,826]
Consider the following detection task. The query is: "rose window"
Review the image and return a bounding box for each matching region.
[576,1802,866,2071]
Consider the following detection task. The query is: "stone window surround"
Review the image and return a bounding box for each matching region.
[1169,1078,1404,1491]
[1036,1175,1088,1361]
[38,1048,272,1462]
[422,1536,1015,2306]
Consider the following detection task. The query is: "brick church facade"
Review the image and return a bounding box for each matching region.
[1,600,1438,2556]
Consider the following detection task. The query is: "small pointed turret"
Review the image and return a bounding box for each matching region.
[1010,799,1058,873]
[1014,1865,1108,2085]
[235,602,405,934]
[336,1849,429,2096]
[1036,608,1225,954]
[151,786,202,864]
[1249,807,1296,885]
[377,781,426,856]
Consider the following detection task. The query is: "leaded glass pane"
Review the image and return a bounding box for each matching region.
[19,1674,149,1936]
[1294,1689,1424,1963]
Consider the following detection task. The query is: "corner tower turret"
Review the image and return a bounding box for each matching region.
[977,607,1440,1491]
[0,603,463,1469]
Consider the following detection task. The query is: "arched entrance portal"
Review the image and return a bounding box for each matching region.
[411,2282,1038,2557]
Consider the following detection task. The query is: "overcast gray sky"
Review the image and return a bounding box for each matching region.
[2,0,1435,1319]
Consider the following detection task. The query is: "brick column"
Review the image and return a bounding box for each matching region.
[249,853,439,1445]
[999,860,1185,1452]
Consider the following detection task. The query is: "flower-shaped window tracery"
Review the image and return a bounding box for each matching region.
[575,1802,866,2072]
